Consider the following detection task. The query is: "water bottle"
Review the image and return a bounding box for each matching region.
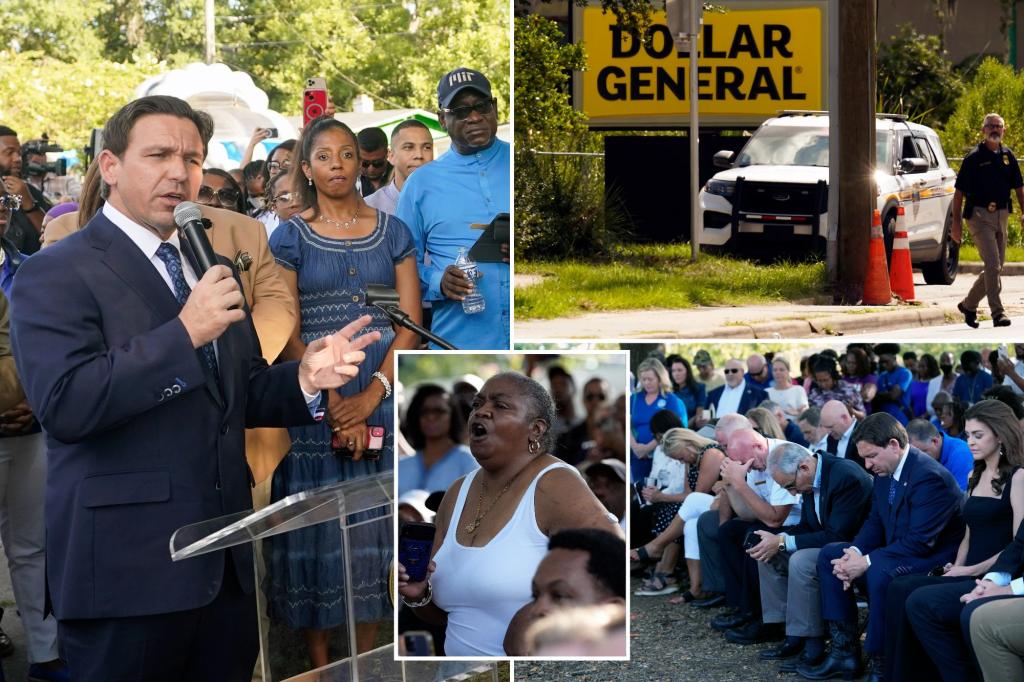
[657,468,670,492]
[454,247,485,314]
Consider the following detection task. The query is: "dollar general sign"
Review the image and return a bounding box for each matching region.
[574,2,828,127]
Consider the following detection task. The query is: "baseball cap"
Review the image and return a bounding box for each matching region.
[437,68,493,109]
[583,458,627,483]
[693,350,713,366]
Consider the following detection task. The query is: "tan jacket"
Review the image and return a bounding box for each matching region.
[43,206,298,484]
[0,291,25,413]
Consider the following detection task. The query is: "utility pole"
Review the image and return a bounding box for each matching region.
[205,0,216,64]
[835,0,876,302]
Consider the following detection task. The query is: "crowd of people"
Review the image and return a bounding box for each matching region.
[395,359,628,657]
[630,343,1024,681]
[0,65,510,681]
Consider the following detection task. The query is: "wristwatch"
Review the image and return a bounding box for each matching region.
[777,534,787,553]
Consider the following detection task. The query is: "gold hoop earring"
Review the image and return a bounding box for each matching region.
[528,439,540,455]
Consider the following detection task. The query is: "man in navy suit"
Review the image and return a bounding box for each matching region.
[9,96,379,681]
[707,359,768,419]
[798,413,965,681]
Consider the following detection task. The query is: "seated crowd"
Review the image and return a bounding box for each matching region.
[631,344,1024,681]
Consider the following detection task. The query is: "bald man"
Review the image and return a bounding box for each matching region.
[819,400,865,469]
[746,354,773,391]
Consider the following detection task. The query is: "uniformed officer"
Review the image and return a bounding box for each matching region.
[952,112,1024,328]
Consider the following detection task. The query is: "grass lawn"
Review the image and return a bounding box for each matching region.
[959,244,1024,262]
[516,243,827,320]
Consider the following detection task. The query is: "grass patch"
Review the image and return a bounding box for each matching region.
[960,244,1024,262]
[516,243,827,320]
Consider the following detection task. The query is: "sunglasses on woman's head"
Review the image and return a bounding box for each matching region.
[198,185,240,205]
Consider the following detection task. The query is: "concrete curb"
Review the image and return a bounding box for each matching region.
[682,305,958,339]
[959,262,1024,275]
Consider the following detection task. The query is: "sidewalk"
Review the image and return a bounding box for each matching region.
[514,263,1024,340]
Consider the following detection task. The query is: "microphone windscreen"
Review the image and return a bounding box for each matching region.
[173,201,203,227]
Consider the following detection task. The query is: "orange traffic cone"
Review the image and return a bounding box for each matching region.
[863,209,892,305]
[890,205,916,301]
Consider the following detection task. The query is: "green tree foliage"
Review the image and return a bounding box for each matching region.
[0,0,509,153]
[514,14,587,143]
[876,24,964,129]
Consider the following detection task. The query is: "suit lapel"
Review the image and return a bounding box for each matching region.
[91,215,181,322]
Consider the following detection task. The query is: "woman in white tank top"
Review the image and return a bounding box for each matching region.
[397,372,623,656]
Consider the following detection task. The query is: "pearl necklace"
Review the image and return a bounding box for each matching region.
[319,212,358,230]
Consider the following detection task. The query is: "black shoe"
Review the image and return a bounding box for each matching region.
[994,314,1012,327]
[779,648,827,673]
[725,621,785,645]
[0,626,12,657]
[958,302,979,328]
[760,637,805,660]
[691,592,726,609]
[711,610,752,631]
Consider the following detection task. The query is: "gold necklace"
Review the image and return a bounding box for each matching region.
[465,466,528,534]
[319,212,358,230]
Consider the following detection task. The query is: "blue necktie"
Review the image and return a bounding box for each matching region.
[155,243,219,378]
[888,476,897,505]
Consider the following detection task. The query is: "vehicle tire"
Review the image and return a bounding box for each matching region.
[883,211,896,268]
[921,210,959,285]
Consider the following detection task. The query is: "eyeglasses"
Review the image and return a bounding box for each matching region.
[723,368,741,374]
[442,98,497,120]
[270,191,294,207]
[584,393,606,401]
[782,477,799,493]
[0,194,21,211]
[361,159,388,170]
[198,185,240,206]
[267,160,292,173]
[985,123,1005,129]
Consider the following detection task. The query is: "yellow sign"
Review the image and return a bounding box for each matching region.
[575,2,827,126]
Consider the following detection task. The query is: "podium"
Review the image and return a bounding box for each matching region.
[171,471,498,682]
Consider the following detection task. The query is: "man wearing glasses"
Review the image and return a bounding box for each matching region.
[953,112,1024,328]
[396,67,510,350]
[356,127,392,197]
[744,443,872,672]
[707,358,768,419]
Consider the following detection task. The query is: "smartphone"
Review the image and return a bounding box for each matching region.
[303,77,328,126]
[364,425,385,461]
[742,531,761,551]
[402,630,435,656]
[399,521,435,583]
[266,127,278,139]
[999,344,1009,360]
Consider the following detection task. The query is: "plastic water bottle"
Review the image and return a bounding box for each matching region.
[454,247,485,314]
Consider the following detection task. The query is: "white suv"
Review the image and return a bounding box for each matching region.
[699,112,959,284]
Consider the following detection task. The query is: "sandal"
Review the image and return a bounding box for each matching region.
[635,572,679,596]
[668,590,704,605]
[629,544,663,563]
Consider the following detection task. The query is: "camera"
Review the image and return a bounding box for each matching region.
[22,134,66,178]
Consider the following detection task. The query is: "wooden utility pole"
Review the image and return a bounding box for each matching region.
[835,0,876,302]
[205,0,216,64]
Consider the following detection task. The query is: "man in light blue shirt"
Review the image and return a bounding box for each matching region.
[906,418,973,490]
[396,67,510,350]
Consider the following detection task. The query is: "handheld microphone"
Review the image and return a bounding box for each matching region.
[173,202,218,276]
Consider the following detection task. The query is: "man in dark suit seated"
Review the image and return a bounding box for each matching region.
[745,443,873,674]
[9,95,381,681]
[907,512,1024,681]
[819,400,865,470]
[706,359,768,419]
[799,413,965,681]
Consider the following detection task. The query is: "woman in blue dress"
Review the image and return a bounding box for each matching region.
[266,117,421,668]
[631,358,688,482]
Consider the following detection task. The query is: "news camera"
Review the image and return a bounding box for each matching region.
[22,134,66,177]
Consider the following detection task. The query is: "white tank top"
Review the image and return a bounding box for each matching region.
[431,461,575,656]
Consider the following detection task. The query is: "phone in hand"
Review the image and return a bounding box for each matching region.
[303,77,328,126]
[743,531,762,551]
[399,521,435,584]
[364,425,385,460]
[266,127,278,139]
[402,630,435,656]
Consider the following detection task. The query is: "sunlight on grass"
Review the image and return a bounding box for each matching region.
[959,244,1024,262]
[516,244,827,320]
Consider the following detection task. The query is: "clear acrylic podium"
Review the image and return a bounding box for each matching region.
[171,472,498,682]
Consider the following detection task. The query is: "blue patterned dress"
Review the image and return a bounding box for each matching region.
[264,211,414,629]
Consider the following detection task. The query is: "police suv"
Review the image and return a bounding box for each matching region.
[699,111,959,284]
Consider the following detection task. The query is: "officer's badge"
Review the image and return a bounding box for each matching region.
[1005,154,1011,166]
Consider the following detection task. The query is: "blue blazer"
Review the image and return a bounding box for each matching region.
[10,212,315,620]
[706,381,768,416]
[851,447,965,563]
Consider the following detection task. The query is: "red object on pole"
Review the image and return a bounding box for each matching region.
[863,209,892,305]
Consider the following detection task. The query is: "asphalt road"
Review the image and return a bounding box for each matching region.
[514,269,1024,341]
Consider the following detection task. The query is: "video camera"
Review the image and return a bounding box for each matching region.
[22,134,66,177]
